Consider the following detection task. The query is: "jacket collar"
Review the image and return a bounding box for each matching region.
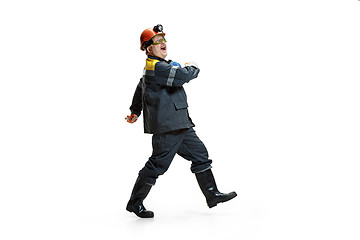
[147,54,167,62]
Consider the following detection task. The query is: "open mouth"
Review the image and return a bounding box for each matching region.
[161,46,166,51]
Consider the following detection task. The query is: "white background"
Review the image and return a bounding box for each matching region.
[1,0,360,239]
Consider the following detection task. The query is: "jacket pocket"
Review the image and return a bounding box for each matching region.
[174,102,188,110]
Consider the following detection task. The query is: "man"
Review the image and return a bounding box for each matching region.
[125,24,237,218]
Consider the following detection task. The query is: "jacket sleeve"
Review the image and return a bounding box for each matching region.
[154,61,200,87]
[129,79,143,117]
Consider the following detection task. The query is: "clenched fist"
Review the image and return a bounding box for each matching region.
[125,114,138,124]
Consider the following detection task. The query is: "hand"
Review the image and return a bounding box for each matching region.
[185,61,199,68]
[125,114,138,123]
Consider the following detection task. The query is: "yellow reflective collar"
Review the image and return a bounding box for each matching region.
[144,58,159,71]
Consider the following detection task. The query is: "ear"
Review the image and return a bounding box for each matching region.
[146,45,152,53]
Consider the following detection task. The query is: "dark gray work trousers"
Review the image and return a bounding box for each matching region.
[139,127,213,185]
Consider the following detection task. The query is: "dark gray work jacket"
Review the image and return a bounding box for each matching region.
[129,55,200,134]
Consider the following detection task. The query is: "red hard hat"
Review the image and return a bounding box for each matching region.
[140,24,166,51]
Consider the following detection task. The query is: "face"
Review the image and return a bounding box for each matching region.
[147,35,167,59]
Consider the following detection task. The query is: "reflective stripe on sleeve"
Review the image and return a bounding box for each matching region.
[143,70,155,76]
[166,66,179,86]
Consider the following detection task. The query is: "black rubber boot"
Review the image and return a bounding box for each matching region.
[126,176,154,218]
[195,169,237,208]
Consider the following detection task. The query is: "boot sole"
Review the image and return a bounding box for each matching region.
[208,192,237,208]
